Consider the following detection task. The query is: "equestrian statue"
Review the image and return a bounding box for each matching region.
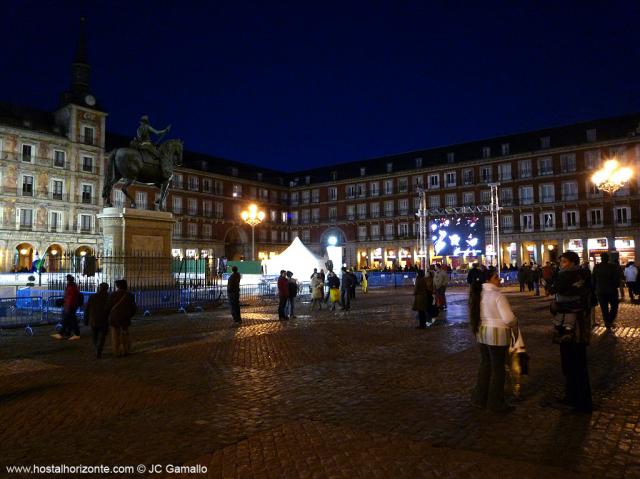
[102,115,183,211]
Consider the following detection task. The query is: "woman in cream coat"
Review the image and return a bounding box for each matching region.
[470,268,517,412]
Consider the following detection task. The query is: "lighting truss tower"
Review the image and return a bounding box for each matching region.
[415,186,429,267]
[489,183,501,274]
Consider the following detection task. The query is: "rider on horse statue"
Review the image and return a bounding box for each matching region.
[131,115,172,176]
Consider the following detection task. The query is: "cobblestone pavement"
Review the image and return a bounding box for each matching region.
[1,286,640,478]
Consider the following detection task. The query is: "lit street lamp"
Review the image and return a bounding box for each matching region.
[241,204,265,261]
[591,158,633,255]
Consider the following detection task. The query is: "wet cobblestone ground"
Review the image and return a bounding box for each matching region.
[1,286,640,478]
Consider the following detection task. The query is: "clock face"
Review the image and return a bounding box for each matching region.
[85,94,96,106]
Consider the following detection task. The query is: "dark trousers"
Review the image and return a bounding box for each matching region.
[597,292,619,327]
[473,344,508,411]
[350,285,356,300]
[61,310,80,337]
[627,281,637,299]
[560,342,592,412]
[229,293,241,322]
[91,326,108,357]
[527,281,534,292]
[340,288,350,310]
[519,281,525,292]
[287,297,296,317]
[278,296,288,319]
[417,310,433,328]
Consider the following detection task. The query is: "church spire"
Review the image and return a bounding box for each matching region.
[61,16,96,108]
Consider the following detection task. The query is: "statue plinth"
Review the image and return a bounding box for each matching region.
[98,208,175,288]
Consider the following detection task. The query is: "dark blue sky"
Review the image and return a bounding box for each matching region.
[4,0,640,171]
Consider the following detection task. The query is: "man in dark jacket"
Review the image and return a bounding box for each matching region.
[340,267,354,311]
[467,263,485,286]
[592,252,622,328]
[517,265,527,292]
[107,280,137,356]
[52,274,82,340]
[227,266,241,323]
[286,271,298,318]
[84,282,110,358]
[277,270,289,320]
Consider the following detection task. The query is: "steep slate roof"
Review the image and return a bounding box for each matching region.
[0,102,65,137]
[291,112,640,184]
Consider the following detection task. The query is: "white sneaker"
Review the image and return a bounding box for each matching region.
[51,333,64,340]
[68,335,81,340]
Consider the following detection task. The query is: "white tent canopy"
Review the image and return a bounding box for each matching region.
[263,237,325,279]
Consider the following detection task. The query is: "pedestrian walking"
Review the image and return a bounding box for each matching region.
[51,274,83,340]
[360,269,368,294]
[327,271,340,311]
[592,252,622,328]
[531,264,541,296]
[349,268,357,300]
[546,251,593,413]
[286,271,298,318]
[434,264,449,310]
[107,279,137,357]
[227,265,242,323]
[277,270,289,320]
[84,282,110,358]
[517,265,526,292]
[310,274,324,311]
[340,267,354,311]
[624,261,638,302]
[413,269,435,328]
[470,267,517,413]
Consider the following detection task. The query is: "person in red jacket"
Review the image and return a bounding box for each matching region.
[277,270,289,320]
[52,274,82,340]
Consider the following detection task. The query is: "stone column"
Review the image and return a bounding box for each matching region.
[535,240,542,264]
[635,234,640,263]
[582,238,589,265]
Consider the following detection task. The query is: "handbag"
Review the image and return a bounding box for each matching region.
[510,326,529,375]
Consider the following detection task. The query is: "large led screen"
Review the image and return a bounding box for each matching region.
[430,216,484,257]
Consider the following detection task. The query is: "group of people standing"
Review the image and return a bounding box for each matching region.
[412,264,449,328]
[51,274,137,358]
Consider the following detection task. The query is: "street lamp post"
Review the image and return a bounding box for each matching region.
[591,158,633,258]
[241,204,265,261]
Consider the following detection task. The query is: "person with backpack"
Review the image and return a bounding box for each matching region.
[107,279,137,357]
[286,271,298,318]
[51,274,83,340]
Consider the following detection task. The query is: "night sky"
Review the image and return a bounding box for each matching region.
[4,1,640,171]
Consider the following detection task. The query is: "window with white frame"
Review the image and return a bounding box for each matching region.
[301,230,310,242]
[232,184,242,197]
[203,224,212,238]
[463,168,474,185]
[480,166,492,183]
[384,223,394,238]
[384,200,394,216]
[446,152,455,163]
[302,209,311,223]
[480,190,491,204]
[586,128,597,142]
[357,183,367,197]
[564,210,579,229]
[173,174,183,189]
[270,209,277,222]
[484,216,491,230]
[173,221,182,237]
[500,214,513,231]
[519,185,534,205]
[428,195,440,208]
[498,163,512,180]
[358,225,367,240]
[312,189,320,202]
[346,184,356,199]
[114,189,125,207]
[386,162,393,173]
[281,211,287,223]
[230,167,238,177]
[499,187,513,205]
[328,206,337,220]
[616,206,631,225]
[301,190,311,203]
[345,206,354,221]
[202,200,212,217]
[560,153,576,173]
[53,150,65,168]
[136,191,148,209]
[81,184,93,204]
[80,214,92,232]
[19,208,33,228]
[521,213,534,232]
[202,179,211,193]
[482,146,491,158]
[609,146,626,161]
[398,177,408,193]
[21,174,33,196]
[360,167,366,176]
[501,143,510,155]
[188,176,199,191]
[172,196,182,214]
[445,171,456,187]
[539,183,555,203]
[416,157,423,168]
[331,171,338,181]
[369,182,379,196]
[428,174,440,189]
[357,203,367,219]
[49,211,63,231]
[21,144,33,162]
[541,212,555,230]
[538,157,553,176]
[215,202,223,218]
[586,180,601,197]
[188,198,197,215]
[398,223,409,237]
[304,176,310,185]
[445,193,457,207]
[561,181,578,201]
[82,126,95,145]
[413,197,421,211]
[370,202,380,218]
[281,231,288,242]
[82,156,93,172]
[328,187,337,201]
[214,180,223,195]
[188,223,198,238]
[371,223,380,239]
[51,179,64,200]
[398,198,409,215]
[540,136,551,149]
[518,159,532,178]
[463,191,474,205]
[589,208,602,226]
[412,175,423,189]
[384,179,393,195]
[584,150,600,170]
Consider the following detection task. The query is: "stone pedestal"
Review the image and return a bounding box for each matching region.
[97,208,175,288]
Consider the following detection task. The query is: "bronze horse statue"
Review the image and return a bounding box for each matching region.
[102,139,183,211]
